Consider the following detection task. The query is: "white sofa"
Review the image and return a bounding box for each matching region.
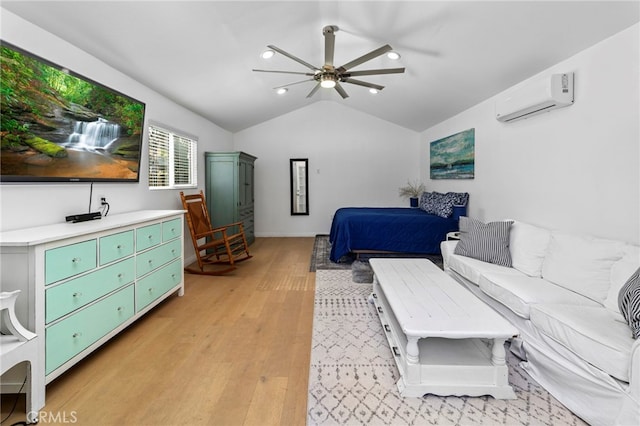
[441,220,639,426]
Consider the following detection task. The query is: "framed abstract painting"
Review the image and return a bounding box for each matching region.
[430,128,475,179]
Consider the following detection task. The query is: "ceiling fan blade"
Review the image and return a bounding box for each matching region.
[343,78,385,91]
[306,83,321,98]
[334,83,349,99]
[337,44,393,72]
[268,44,319,72]
[345,67,405,77]
[253,69,315,76]
[323,25,338,66]
[273,79,315,90]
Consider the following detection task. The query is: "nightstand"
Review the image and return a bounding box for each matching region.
[446,231,461,241]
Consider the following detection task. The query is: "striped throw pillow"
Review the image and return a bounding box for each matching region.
[454,217,514,267]
[618,267,640,339]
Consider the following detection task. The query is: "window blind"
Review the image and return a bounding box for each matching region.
[148,124,197,189]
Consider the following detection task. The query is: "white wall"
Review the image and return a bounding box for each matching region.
[0,9,233,243]
[234,101,420,236]
[421,24,639,245]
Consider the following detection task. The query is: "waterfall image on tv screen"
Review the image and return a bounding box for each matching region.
[0,41,146,182]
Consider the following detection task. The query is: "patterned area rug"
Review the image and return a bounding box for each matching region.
[307,270,587,426]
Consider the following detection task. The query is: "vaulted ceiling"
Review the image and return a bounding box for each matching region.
[2,1,638,132]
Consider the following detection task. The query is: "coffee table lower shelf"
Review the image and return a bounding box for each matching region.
[370,278,516,399]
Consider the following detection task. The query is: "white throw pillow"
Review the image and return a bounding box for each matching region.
[541,232,625,304]
[509,221,551,277]
[605,245,640,322]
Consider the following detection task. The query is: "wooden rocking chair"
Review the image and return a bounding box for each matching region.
[180,191,252,275]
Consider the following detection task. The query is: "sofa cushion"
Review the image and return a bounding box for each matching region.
[541,232,625,303]
[454,217,513,267]
[480,273,600,319]
[604,245,640,323]
[446,251,521,286]
[618,267,640,339]
[509,221,551,277]
[530,304,633,382]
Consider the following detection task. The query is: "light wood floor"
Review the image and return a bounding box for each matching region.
[1,237,316,426]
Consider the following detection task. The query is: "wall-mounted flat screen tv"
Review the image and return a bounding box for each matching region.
[1,41,146,182]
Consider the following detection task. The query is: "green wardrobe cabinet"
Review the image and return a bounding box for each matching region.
[205,151,257,244]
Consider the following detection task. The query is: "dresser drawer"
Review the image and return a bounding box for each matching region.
[45,284,134,375]
[136,259,182,312]
[45,240,97,285]
[238,207,253,220]
[162,218,182,241]
[45,257,135,324]
[99,230,134,265]
[136,223,162,252]
[136,239,181,278]
[244,225,255,244]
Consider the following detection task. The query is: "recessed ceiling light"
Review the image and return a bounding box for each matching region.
[261,49,275,59]
[387,51,401,60]
[369,88,379,95]
[276,88,288,95]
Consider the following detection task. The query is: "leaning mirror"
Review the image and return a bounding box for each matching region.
[290,158,309,215]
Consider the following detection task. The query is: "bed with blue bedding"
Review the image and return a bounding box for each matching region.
[328,192,468,263]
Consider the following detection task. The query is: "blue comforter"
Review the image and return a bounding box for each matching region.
[329,207,459,262]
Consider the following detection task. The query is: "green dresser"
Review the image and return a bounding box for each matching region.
[205,151,256,244]
[46,285,135,375]
[0,210,186,390]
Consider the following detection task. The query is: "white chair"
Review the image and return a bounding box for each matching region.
[1,290,44,424]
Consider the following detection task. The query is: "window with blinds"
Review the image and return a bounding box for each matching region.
[148,124,197,189]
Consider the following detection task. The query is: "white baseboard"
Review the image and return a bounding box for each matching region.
[1,363,27,393]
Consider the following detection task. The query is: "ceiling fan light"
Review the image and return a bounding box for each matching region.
[387,51,401,60]
[276,88,288,95]
[369,88,379,95]
[320,73,337,88]
[261,49,275,59]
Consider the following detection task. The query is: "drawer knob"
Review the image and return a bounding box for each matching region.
[372,293,378,299]
[148,235,153,240]
[117,306,124,312]
[72,332,82,338]
[377,307,383,314]
[148,260,153,264]
[72,292,82,298]
[117,273,123,279]
[148,288,153,293]
[117,244,123,249]
[72,257,81,263]
[392,347,400,356]
[384,325,391,332]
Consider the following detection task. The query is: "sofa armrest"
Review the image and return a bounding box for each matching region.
[441,240,458,271]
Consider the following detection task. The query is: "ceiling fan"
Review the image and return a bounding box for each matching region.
[253,25,405,99]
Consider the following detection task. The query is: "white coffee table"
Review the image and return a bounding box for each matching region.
[369,258,518,399]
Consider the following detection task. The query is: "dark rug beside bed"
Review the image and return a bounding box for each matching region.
[310,235,443,282]
[309,234,353,272]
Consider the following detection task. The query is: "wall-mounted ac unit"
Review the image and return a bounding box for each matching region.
[495,73,574,122]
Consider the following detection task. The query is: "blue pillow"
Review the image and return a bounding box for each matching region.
[420,191,469,218]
